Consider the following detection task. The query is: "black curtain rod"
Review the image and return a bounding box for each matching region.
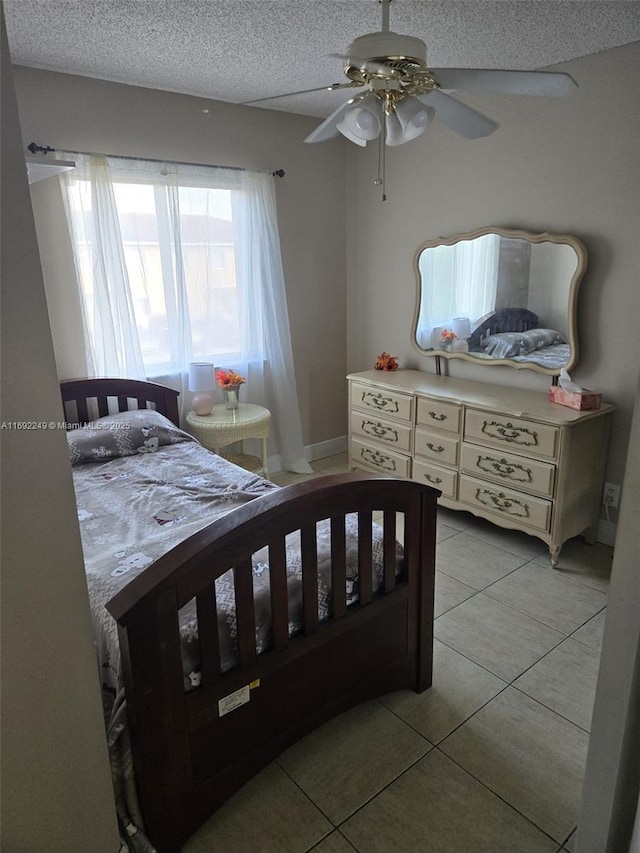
[26,143,285,178]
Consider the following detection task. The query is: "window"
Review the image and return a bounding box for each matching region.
[61,154,310,472]
[67,176,247,374]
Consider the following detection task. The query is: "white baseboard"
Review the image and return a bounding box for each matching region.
[268,435,347,474]
[597,519,618,547]
[304,435,348,463]
[269,436,348,474]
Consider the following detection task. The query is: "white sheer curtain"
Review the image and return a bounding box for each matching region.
[61,153,311,473]
[416,234,500,348]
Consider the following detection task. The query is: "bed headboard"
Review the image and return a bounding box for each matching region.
[468,308,539,352]
[60,378,181,427]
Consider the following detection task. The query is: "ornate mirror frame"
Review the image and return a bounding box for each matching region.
[411,226,588,376]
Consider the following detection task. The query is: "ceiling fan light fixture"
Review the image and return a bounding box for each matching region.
[337,94,381,143]
[385,96,434,145]
[335,119,369,146]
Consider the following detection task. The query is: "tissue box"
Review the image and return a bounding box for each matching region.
[548,386,602,410]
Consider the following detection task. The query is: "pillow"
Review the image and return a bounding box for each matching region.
[67,409,196,466]
[480,328,567,359]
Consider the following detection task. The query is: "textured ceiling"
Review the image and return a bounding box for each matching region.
[5,1,640,118]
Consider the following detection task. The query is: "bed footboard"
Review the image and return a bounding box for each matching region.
[108,473,438,852]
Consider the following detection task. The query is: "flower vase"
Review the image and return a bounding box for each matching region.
[223,388,239,410]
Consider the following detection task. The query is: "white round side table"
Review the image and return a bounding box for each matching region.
[186,404,271,478]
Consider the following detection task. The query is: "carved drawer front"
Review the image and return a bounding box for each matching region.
[350,412,412,452]
[459,475,552,533]
[416,397,461,434]
[350,383,413,422]
[464,410,559,460]
[350,437,411,478]
[414,427,459,467]
[461,443,555,498]
[412,459,457,499]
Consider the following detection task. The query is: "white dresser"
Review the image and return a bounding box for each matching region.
[348,369,614,565]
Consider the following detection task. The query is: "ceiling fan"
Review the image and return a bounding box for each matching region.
[244,0,577,196]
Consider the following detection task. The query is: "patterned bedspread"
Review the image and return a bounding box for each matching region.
[72,426,394,850]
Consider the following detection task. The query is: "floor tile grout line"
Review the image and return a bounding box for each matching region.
[328,747,436,831]
[275,727,433,835]
[306,828,359,853]
[381,678,511,747]
[432,745,570,847]
[460,525,550,562]
[432,619,578,689]
[435,589,573,645]
[305,826,359,853]
[509,683,593,735]
[435,559,528,593]
[478,584,607,636]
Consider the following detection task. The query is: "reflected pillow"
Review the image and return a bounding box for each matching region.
[67,409,195,466]
[480,328,567,359]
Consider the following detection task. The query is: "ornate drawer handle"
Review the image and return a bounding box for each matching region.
[475,488,530,519]
[429,411,447,422]
[361,391,399,414]
[362,419,398,443]
[481,420,538,447]
[426,442,445,453]
[476,455,533,483]
[360,447,397,472]
[424,473,442,484]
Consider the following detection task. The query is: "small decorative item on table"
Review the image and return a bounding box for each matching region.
[374,352,399,371]
[439,329,457,351]
[216,368,246,410]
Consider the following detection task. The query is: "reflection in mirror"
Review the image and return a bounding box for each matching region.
[412,227,587,375]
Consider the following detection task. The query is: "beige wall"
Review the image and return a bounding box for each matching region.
[346,42,640,511]
[13,66,348,449]
[12,44,638,505]
[0,8,119,850]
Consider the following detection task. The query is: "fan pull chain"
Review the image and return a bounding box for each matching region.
[374,103,387,201]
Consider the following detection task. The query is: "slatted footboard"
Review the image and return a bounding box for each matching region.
[107,473,438,852]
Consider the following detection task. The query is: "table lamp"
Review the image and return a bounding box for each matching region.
[189,362,214,415]
[452,317,471,352]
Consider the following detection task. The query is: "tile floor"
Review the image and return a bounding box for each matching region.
[184,453,612,853]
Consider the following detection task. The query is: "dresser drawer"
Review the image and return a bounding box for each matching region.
[459,475,552,533]
[350,437,411,478]
[461,443,555,498]
[350,383,413,422]
[464,410,559,459]
[414,427,459,467]
[416,397,461,434]
[412,460,457,499]
[350,412,412,452]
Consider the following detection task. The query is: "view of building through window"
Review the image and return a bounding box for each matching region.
[70,179,240,373]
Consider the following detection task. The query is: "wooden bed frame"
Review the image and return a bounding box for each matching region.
[61,378,438,852]
[468,307,540,352]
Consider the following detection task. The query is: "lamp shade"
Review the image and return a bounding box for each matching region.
[188,362,214,391]
[337,93,381,144]
[386,97,434,146]
[452,317,471,339]
[189,362,215,415]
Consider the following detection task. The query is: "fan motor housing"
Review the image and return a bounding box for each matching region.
[346,31,428,68]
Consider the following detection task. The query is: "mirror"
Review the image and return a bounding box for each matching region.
[412,226,587,375]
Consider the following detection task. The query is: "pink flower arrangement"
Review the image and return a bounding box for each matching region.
[216,369,246,389]
[440,329,457,345]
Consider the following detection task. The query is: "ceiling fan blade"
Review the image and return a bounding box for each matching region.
[242,81,360,106]
[419,90,497,139]
[431,69,577,97]
[304,100,360,144]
